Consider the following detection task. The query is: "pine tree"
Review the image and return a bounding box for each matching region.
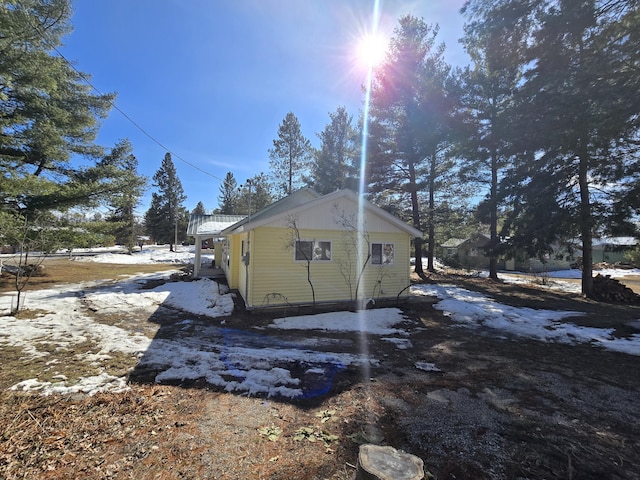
[217,171,238,214]
[0,0,117,215]
[456,1,527,279]
[144,153,186,251]
[309,107,359,194]
[236,173,274,215]
[0,0,151,303]
[367,15,455,274]
[100,140,147,252]
[464,0,640,297]
[269,112,312,197]
[192,201,206,215]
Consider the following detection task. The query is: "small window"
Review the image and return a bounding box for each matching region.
[295,240,331,261]
[371,243,394,265]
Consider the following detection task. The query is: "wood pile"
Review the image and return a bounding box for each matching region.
[592,274,640,304]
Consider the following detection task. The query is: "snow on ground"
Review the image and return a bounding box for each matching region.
[82,274,234,318]
[2,246,639,398]
[269,309,411,335]
[496,267,640,294]
[141,325,377,399]
[71,244,206,265]
[496,267,640,280]
[411,283,640,355]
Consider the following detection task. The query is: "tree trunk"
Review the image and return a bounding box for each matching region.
[355,444,424,480]
[489,147,499,280]
[427,152,436,272]
[408,160,424,275]
[578,153,594,296]
[288,151,293,195]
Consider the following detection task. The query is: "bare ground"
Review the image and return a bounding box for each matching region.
[1,264,639,479]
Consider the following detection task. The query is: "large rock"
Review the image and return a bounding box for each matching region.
[355,444,424,480]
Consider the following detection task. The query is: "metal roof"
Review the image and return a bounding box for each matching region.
[186,214,245,236]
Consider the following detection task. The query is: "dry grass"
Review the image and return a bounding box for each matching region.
[0,257,182,294]
[0,386,364,479]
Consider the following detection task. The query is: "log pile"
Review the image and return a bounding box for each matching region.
[592,274,640,304]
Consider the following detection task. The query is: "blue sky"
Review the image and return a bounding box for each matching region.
[62,0,468,214]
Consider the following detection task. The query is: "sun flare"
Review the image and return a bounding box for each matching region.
[357,33,387,67]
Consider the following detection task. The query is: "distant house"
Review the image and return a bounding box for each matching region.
[218,188,422,310]
[440,238,466,257]
[440,234,639,273]
[505,249,574,273]
[186,214,245,277]
[441,233,494,270]
[592,237,638,264]
[505,237,638,272]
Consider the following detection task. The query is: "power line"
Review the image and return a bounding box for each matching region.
[62,47,225,182]
[29,17,225,183]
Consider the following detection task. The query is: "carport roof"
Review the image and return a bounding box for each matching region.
[186,214,246,236]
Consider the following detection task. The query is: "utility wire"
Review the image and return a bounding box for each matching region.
[29,17,225,183]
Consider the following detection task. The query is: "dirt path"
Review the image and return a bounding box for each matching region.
[619,274,640,294]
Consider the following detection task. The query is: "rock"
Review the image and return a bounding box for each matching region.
[355,444,424,480]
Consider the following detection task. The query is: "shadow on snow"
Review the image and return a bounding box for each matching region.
[126,284,369,404]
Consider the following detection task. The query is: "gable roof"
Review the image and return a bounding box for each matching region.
[187,214,246,236]
[220,188,321,234]
[593,237,638,247]
[221,188,422,238]
[441,238,466,248]
[443,233,491,248]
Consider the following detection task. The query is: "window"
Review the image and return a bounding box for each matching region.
[371,243,394,265]
[295,240,331,261]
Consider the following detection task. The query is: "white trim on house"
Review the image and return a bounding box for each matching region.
[221,189,423,238]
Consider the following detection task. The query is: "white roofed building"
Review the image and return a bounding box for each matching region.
[186,214,245,277]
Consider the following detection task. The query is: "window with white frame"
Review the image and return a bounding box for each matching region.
[295,240,332,261]
[371,242,395,265]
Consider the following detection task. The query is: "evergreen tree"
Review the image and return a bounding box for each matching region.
[0,0,150,302]
[367,15,455,274]
[236,173,274,215]
[144,153,186,251]
[0,0,117,215]
[217,171,238,214]
[100,140,147,252]
[309,107,359,194]
[192,201,206,215]
[464,0,640,297]
[269,112,312,197]
[456,1,528,279]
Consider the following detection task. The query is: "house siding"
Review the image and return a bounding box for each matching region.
[245,227,411,308]
[237,232,249,302]
[223,234,245,290]
[261,196,412,234]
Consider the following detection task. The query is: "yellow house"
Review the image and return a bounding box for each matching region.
[220,188,423,310]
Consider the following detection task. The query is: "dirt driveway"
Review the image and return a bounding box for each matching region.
[1,272,639,479]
